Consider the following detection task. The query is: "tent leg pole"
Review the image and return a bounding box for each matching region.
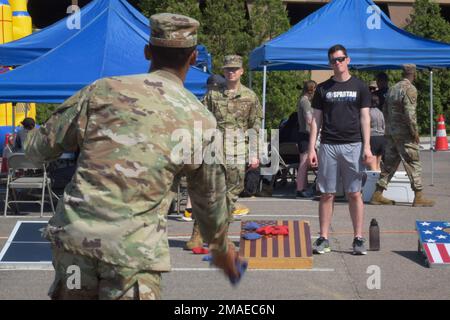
[430,70,434,186]
[262,65,267,131]
[12,104,16,134]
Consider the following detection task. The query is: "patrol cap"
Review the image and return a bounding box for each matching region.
[150,13,199,48]
[222,55,243,68]
[402,64,416,76]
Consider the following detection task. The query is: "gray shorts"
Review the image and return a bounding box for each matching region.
[317,142,363,194]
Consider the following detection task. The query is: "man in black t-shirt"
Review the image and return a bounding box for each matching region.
[308,44,373,255]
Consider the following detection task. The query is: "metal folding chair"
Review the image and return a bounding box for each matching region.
[3,153,55,217]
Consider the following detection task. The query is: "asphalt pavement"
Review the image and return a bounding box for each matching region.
[0,148,449,300]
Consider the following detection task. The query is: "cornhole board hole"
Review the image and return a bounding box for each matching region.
[416,221,450,268]
[239,220,313,269]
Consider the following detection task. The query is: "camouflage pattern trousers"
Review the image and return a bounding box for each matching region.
[225,163,246,213]
[49,246,161,300]
[376,135,423,191]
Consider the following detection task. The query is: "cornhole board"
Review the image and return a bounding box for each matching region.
[0,221,52,269]
[239,220,313,269]
[416,221,450,268]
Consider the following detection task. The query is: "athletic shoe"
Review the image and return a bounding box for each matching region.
[352,237,368,255]
[312,237,331,254]
[232,203,250,216]
[180,208,193,221]
[296,189,314,198]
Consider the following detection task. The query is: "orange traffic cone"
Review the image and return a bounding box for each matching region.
[435,114,449,151]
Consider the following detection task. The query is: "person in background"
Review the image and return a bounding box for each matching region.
[14,117,35,152]
[368,94,385,171]
[296,80,316,198]
[308,44,373,256]
[369,81,378,94]
[370,64,434,207]
[375,72,389,111]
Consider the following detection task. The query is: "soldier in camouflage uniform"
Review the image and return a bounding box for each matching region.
[185,55,263,249]
[24,13,242,300]
[370,64,434,207]
[205,55,262,216]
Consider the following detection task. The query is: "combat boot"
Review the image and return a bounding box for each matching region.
[184,221,203,250]
[370,187,396,205]
[412,191,435,207]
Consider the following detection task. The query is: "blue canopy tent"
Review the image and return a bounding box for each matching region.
[0,0,210,70]
[249,0,450,183]
[0,0,209,103]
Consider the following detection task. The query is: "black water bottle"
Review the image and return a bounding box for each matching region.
[369,219,380,251]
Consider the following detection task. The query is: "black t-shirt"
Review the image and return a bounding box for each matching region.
[312,76,371,144]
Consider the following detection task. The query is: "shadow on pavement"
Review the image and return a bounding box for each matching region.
[392,250,428,269]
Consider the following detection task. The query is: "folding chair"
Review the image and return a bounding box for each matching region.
[263,142,299,190]
[3,153,55,217]
[276,142,300,186]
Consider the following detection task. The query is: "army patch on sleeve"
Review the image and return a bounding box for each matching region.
[405,87,417,104]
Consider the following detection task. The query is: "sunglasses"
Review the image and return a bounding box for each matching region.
[329,56,347,65]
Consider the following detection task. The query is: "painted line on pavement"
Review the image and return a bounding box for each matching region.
[172,268,335,272]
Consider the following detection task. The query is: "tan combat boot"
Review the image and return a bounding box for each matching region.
[412,191,435,207]
[184,221,203,250]
[370,186,396,205]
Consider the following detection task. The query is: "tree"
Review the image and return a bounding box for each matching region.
[247,0,308,129]
[201,0,251,72]
[405,0,450,134]
[35,103,58,125]
[136,0,309,129]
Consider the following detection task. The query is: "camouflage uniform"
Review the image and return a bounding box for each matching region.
[25,13,229,300]
[376,69,422,191]
[202,55,263,216]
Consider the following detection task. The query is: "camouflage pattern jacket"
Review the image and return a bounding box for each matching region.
[383,78,419,140]
[202,83,262,157]
[25,70,229,271]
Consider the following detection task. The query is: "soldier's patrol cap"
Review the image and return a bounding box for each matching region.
[402,64,416,75]
[222,55,243,68]
[150,13,199,48]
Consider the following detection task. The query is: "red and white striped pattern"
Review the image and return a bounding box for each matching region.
[423,243,450,264]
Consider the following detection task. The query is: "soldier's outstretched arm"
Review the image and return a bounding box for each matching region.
[24,85,92,163]
[185,162,241,281]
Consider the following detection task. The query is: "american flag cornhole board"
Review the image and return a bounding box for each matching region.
[239,220,313,269]
[416,221,450,268]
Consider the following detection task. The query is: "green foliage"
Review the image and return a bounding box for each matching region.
[137,0,308,129]
[405,0,450,134]
[35,104,58,125]
[246,0,309,129]
[201,0,251,72]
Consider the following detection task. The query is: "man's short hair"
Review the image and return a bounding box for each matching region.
[150,44,197,69]
[328,44,348,59]
[302,80,317,94]
[402,64,416,77]
[21,117,35,130]
[376,72,388,82]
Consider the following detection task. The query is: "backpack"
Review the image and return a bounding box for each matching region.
[241,167,261,197]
